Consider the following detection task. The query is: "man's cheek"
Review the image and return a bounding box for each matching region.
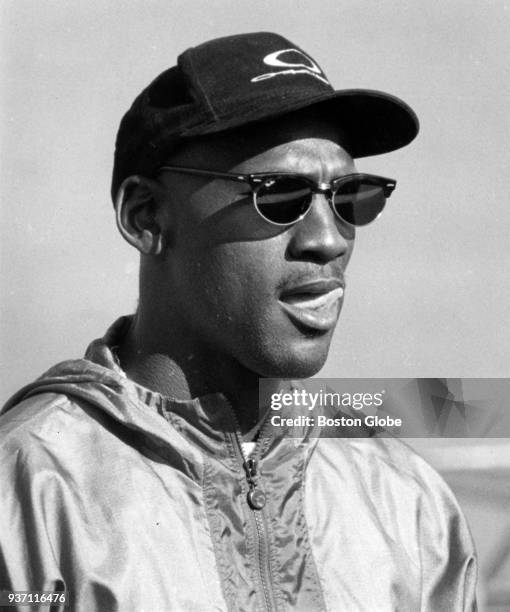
[190,261,245,316]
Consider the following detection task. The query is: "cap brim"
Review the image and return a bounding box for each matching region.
[183,88,419,158]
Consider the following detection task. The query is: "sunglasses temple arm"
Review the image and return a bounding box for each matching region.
[158,166,249,184]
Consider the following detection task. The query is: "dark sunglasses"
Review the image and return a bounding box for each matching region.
[158,165,396,227]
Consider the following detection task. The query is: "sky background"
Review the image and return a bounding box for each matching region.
[1,0,509,399]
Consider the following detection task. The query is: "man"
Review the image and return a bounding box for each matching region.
[0,32,476,611]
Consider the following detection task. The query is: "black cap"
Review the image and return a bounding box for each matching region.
[111,31,419,200]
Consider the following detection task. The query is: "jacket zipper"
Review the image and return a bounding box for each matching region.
[228,405,278,612]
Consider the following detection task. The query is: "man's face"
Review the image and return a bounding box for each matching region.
[155,116,356,378]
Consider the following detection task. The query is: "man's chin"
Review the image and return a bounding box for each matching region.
[256,334,333,379]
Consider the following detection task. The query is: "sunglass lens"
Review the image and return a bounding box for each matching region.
[255,178,312,225]
[333,180,386,226]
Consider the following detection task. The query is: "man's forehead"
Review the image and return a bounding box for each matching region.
[166,110,351,169]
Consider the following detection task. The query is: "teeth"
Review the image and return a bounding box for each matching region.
[284,287,344,310]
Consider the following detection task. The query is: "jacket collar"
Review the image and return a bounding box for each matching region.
[84,315,246,460]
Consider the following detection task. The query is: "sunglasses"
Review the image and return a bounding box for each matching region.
[158,165,396,227]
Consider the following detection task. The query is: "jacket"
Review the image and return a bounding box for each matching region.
[0,318,477,611]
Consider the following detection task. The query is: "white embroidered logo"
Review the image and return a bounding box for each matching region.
[251,48,330,85]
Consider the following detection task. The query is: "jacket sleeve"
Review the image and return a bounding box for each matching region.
[417,464,478,612]
[0,416,67,612]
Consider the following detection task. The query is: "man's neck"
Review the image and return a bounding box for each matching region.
[115,315,281,436]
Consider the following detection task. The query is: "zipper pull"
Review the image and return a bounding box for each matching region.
[243,458,266,510]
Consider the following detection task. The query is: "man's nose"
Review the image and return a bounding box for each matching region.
[286,194,353,264]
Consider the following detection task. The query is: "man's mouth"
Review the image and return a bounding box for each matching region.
[278,279,345,332]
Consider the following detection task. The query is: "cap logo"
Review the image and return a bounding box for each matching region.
[251,48,330,85]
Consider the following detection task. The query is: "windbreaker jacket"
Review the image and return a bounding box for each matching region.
[0,319,477,611]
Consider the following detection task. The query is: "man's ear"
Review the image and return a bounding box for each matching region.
[114,176,165,255]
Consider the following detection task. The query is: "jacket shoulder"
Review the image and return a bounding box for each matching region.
[315,436,466,511]
[0,391,109,478]
[0,392,78,449]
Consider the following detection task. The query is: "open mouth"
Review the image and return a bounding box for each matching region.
[278,280,344,332]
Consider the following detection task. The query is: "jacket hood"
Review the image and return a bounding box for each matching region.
[1,317,240,460]
[2,316,145,418]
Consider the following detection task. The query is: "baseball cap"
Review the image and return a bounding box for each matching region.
[111,32,419,200]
